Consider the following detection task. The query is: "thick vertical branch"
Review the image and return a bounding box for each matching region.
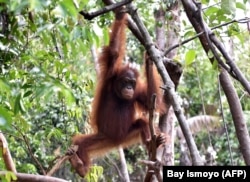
[154,9,166,51]
[118,147,130,182]
[219,70,250,164]
[155,1,182,166]
[144,94,161,182]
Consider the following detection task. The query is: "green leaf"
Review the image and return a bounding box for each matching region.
[236,2,246,11]
[59,0,78,17]
[35,84,50,99]
[92,31,100,47]
[85,166,103,182]
[0,79,10,93]
[103,27,110,46]
[14,94,26,114]
[53,80,75,105]
[0,106,12,127]
[29,0,44,11]
[205,6,219,17]
[5,171,17,181]
[11,172,17,180]
[185,49,196,66]
[221,0,236,16]
[212,59,218,70]
[47,128,63,140]
[9,0,29,12]
[23,90,33,98]
[59,26,70,39]
[14,94,21,114]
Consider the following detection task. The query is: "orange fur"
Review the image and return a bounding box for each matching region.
[69,12,165,177]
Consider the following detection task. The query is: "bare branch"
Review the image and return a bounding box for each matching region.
[12,125,46,175]
[79,0,133,20]
[118,148,130,182]
[195,2,231,72]
[46,156,70,176]
[47,145,78,176]
[164,17,250,57]
[210,34,250,92]
[164,32,203,56]
[102,0,144,44]
[0,171,68,182]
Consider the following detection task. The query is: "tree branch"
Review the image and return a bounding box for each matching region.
[79,0,133,20]
[78,0,145,45]
[181,0,250,94]
[195,2,231,72]
[127,2,203,166]
[102,0,144,44]
[46,156,70,176]
[47,145,78,176]
[0,133,68,182]
[144,94,163,182]
[165,16,250,58]
[0,171,68,182]
[0,132,16,172]
[12,125,46,175]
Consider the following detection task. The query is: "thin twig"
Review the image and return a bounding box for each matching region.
[47,145,78,176]
[210,34,250,93]
[23,135,46,175]
[12,125,46,175]
[164,32,203,56]
[211,17,250,30]
[46,156,70,176]
[164,17,250,56]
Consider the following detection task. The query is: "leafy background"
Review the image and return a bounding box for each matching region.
[0,0,250,181]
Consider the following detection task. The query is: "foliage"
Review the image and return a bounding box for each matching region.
[0,171,17,182]
[84,166,103,182]
[0,0,99,180]
[0,0,249,181]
